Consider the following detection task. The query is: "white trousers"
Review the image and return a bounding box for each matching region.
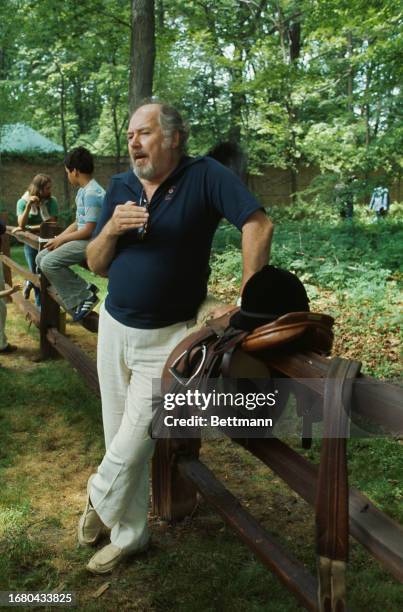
[91,303,191,551]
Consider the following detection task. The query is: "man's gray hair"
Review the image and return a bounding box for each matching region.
[132,98,189,154]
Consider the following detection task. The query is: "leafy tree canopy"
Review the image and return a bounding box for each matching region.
[1,0,401,193]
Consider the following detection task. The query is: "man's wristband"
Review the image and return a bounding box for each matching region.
[236,296,242,307]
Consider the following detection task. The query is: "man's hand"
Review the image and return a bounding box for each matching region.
[11,227,23,234]
[46,235,65,251]
[1,283,22,298]
[106,201,149,237]
[86,201,147,276]
[10,283,22,295]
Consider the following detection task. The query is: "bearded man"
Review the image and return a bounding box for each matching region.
[81,101,273,573]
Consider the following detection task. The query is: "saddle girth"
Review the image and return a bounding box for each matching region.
[315,356,362,612]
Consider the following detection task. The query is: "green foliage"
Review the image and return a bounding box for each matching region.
[211,207,402,378]
[210,248,243,285]
[1,0,130,155]
[1,0,401,196]
[213,211,402,285]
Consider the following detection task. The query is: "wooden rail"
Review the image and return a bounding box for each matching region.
[1,253,40,287]
[178,457,321,611]
[234,437,403,582]
[6,282,41,327]
[1,222,99,344]
[264,351,402,434]
[46,327,99,395]
[1,219,402,610]
[7,226,41,249]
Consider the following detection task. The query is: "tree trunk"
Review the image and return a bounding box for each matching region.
[288,19,301,62]
[290,167,297,205]
[228,47,245,143]
[228,90,243,143]
[156,0,164,30]
[285,11,301,205]
[112,104,121,174]
[57,66,71,208]
[128,0,156,115]
[346,31,354,114]
[364,61,373,147]
[73,79,85,133]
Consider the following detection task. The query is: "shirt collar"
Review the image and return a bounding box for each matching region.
[121,155,203,195]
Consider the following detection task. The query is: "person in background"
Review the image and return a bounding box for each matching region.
[36,147,105,321]
[0,219,21,354]
[14,174,58,307]
[334,175,358,220]
[369,186,390,221]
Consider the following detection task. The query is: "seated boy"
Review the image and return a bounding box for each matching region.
[36,147,105,321]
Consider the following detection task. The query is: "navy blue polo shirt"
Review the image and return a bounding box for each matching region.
[94,155,263,328]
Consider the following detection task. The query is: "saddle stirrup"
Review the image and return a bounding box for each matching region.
[169,345,208,386]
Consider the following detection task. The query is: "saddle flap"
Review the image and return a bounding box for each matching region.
[241,312,335,353]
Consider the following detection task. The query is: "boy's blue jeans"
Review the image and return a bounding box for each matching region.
[35,240,91,312]
[24,244,40,307]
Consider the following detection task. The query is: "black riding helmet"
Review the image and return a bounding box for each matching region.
[230,265,310,332]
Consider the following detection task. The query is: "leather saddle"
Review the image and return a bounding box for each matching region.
[162,309,334,391]
[241,311,334,353]
[160,309,361,611]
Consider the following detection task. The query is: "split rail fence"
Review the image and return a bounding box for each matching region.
[1,218,402,611]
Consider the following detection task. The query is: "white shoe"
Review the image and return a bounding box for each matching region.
[78,474,108,546]
[86,542,149,575]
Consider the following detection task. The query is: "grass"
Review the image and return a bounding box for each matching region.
[0,209,401,611]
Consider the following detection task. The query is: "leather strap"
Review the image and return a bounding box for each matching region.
[199,328,249,385]
[206,310,237,336]
[167,325,248,390]
[316,357,361,611]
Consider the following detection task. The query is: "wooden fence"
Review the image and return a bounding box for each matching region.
[1,219,402,611]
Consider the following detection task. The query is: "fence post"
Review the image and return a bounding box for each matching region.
[0,212,12,289]
[152,437,201,521]
[39,222,61,359]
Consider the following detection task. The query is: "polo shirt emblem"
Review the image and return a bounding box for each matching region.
[165,185,176,201]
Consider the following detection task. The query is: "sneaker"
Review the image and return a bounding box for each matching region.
[0,344,17,354]
[78,475,108,546]
[23,281,33,300]
[86,542,149,575]
[87,283,99,295]
[72,293,99,322]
